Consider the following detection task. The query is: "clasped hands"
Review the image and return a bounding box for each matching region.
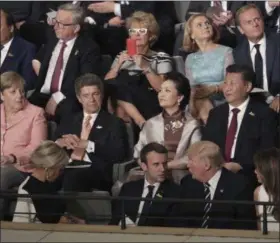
[117,51,150,71]
[56,134,88,150]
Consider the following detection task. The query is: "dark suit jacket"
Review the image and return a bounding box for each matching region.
[233,33,280,96]
[0,36,36,90]
[110,179,180,227]
[255,1,280,32]
[173,168,257,230]
[203,99,278,179]
[55,110,128,182]
[29,35,101,120]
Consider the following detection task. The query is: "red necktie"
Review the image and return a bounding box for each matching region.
[50,41,67,93]
[225,108,240,162]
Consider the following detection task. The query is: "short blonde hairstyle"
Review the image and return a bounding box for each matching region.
[187,141,224,169]
[30,141,69,169]
[235,3,263,26]
[183,14,220,52]
[126,11,160,46]
[0,71,25,92]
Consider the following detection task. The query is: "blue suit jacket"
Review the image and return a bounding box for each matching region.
[0,36,36,90]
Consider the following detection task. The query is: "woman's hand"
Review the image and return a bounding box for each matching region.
[117,51,131,67]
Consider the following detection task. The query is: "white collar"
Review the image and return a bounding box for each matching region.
[249,35,266,52]
[2,37,13,51]
[59,36,77,46]
[144,178,160,190]
[229,97,250,112]
[83,111,98,119]
[207,169,222,190]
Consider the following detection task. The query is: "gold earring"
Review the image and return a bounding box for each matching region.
[45,168,50,181]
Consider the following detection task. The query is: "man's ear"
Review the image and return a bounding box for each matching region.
[237,25,244,35]
[140,162,148,172]
[246,82,253,93]
[76,94,81,104]
[0,92,4,102]
[74,24,80,34]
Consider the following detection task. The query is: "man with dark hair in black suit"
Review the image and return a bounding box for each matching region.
[28,3,101,123]
[173,141,256,230]
[0,9,36,90]
[203,64,278,185]
[110,142,180,227]
[55,73,128,192]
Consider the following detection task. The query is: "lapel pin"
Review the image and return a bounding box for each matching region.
[220,189,224,194]
[249,112,255,116]
[75,50,79,56]
[7,53,14,57]
[96,125,102,129]
[156,193,163,199]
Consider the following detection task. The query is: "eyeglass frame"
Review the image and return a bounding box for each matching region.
[128,28,148,36]
[53,19,77,29]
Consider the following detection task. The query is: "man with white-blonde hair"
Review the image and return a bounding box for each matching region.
[173,141,257,230]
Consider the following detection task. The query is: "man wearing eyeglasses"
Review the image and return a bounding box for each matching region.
[28,3,101,123]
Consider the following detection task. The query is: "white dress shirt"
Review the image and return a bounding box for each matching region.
[228,97,250,159]
[248,36,269,92]
[135,179,160,225]
[0,38,13,67]
[265,1,280,27]
[114,1,130,17]
[207,169,222,200]
[40,37,77,104]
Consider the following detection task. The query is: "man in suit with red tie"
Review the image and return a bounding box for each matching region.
[202,64,278,186]
[174,141,256,230]
[28,3,101,123]
[55,73,128,192]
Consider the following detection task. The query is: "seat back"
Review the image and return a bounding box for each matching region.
[173,56,185,75]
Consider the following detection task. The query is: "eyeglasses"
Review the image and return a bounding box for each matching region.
[128,28,148,36]
[53,19,76,29]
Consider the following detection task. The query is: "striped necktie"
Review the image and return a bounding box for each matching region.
[201,182,211,228]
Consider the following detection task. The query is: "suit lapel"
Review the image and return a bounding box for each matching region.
[130,179,145,222]
[265,35,275,88]
[0,38,16,72]
[234,100,255,157]
[218,105,230,155]
[244,40,253,69]
[88,110,107,141]
[73,113,83,137]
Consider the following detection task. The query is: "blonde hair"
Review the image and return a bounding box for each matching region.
[235,3,263,26]
[183,14,220,52]
[126,11,160,46]
[0,71,25,92]
[30,141,69,169]
[187,141,224,169]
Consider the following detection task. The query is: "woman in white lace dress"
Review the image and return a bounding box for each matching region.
[254,148,280,232]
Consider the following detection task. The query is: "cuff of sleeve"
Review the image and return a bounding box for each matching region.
[114,3,121,17]
[86,141,95,153]
[52,91,66,104]
[265,1,276,15]
[84,17,96,25]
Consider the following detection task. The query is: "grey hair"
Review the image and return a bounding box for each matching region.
[30,141,69,169]
[58,3,85,25]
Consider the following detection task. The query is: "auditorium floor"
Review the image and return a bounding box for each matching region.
[1,229,279,242]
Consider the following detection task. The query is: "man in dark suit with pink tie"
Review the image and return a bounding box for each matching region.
[202,64,278,186]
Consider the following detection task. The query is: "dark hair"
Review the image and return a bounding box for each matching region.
[75,73,104,96]
[226,64,255,86]
[254,148,280,222]
[164,71,191,110]
[0,9,15,27]
[140,142,168,164]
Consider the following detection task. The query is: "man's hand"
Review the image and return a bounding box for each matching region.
[76,139,89,149]
[267,1,280,8]
[108,16,125,27]
[223,162,242,173]
[15,20,26,30]
[57,134,80,150]
[88,2,115,13]
[213,11,233,26]
[193,85,217,99]
[270,96,280,113]
[45,97,58,116]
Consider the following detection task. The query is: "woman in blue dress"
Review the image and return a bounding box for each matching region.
[183,14,234,124]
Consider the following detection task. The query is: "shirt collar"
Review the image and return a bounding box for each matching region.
[83,111,98,120]
[2,37,13,51]
[249,35,266,52]
[229,97,250,113]
[208,169,222,190]
[59,36,77,47]
[144,178,160,190]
